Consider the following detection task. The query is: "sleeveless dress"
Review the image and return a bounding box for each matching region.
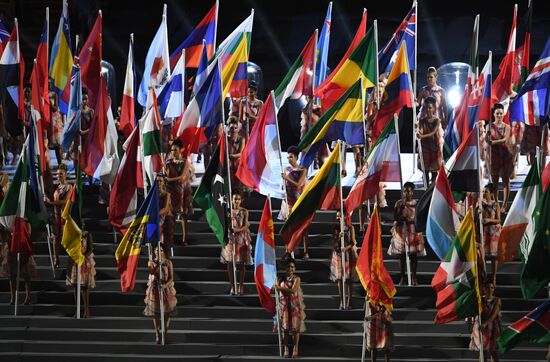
[66,233,96,288]
[159,192,175,248]
[329,225,358,282]
[165,158,193,217]
[367,305,395,352]
[143,259,178,317]
[220,209,253,265]
[285,166,305,208]
[72,107,94,160]
[418,117,443,172]
[278,275,306,333]
[417,84,447,128]
[490,123,514,179]
[49,109,64,148]
[229,136,243,191]
[54,184,72,238]
[388,200,426,256]
[469,297,502,352]
[240,97,263,139]
[482,200,501,257]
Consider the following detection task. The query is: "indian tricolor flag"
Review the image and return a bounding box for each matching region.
[498,162,540,263]
[344,119,400,216]
[273,30,317,109]
[140,90,163,188]
[280,144,341,253]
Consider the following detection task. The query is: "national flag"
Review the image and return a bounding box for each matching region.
[414,182,435,234]
[157,50,185,120]
[444,83,472,157]
[119,34,136,139]
[467,53,493,129]
[445,126,480,193]
[220,33,248,98]
[236,92,283,199]
[81,76,120,184]
[299,80,364,168]
[543,162,550,192]
[344,118,400,215]
[498,299,550,353]
[30,60,48,173]
[273,30,317,109]
[140,90,163,188]
[431,210,481,324]
[426,165,460,260]
[192,40,210,95]
[78,12,102,108]
[514,0,532,92]
[378,2,416,74]
[0,20,24,137]
[467,14,480,86]
[356,207,396,311]
[138,5,170,107]
[498,162,540,264]
[175,61,223,156]
[0,20,9,54]
[371,41,413,140]
[194,137,228,245]
[61,167,83,266]
[109,126,142,235]
[115,179,160,293]
[214,11,253,64]
[170,1,218,69]
[254,198,277,313]
[61,58,82,152]
[314,2,332,89]
[314,24,376,111]
[49,0,72,114]
[280,144,341,253]
[32,14,50,133]
[510,36,550,126]
[519,180,550,299]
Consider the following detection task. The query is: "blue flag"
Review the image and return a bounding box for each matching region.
[143,179,160,243]
[314,2,332,89]
[378,3,416,73]
[61,59,82,152]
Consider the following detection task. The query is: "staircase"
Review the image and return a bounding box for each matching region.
[0,168,548,361]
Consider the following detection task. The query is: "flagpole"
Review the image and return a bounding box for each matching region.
[413,0,418,96]
[361,295,370,362]
[338,141,348,307]
[213,0,219,49]
[158,241,166,346]
[374,20,380,110]
[77,259,81,319]
[394,114,412,286]
[475,118,487,276]
[14,253,20,316]
[272,90,290,213]
[268,194,283,357]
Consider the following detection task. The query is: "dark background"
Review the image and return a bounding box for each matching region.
[2,0,549,149]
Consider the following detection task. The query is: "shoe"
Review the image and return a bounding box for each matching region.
[292,349,299,358]
[229,287,235,295]
[283,347,290,358]
[23,297,31,305]
[303,253,310,262]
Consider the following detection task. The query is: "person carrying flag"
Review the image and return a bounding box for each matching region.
[65,228,95,318]
[469,280,502,362]
[239,81,263,142]
[365,301,394,362]
[329,211,357,310]
[416,96,443,185]
[417,66,448,129]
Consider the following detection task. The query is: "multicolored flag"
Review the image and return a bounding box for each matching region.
[280,144,341,253]
[498,299,550,353]
[314,2,332,89]
[254,198,277,313]
[61,58,82,152]
[220,33,248,98]
[78,12,102,107]
[115,179,160,292]
[466,53,492,129]
[513,0,532,92]
[61,167,83,266]
[157,50,185,120]
[49,0,72,114]
[378,1,416,74]
[444,83,472,157]
[192,40,210,95]
[445,126,480,193]
[119,34,136,139]
[356,207,396,311]
[30,60,48,173]
[140,90,163,188]
[32,14,50,134]
[0,20,10,53]
[431,210,481,324]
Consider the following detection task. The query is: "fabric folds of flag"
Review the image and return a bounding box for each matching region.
[236,92,283,199]
[378,2,416,74]
[356,207,396,311]
[431,210,481,324]
[157,50,185,120]
[61,168,83,266]
[140,91,164,188]
[78,12,102,107]
[33,17,50,133]
[314,2,332,89]
[298,80,364,168]
[170,2,217,69]
[61,59,82,152]
[194,137,228,245]
[344,119,400,216]
[280,145,340,253]
[220,33,248,98]
[115,180,160,293]
[426,165,460,260]
[49,0,72,114]
[254,198,277,314]
[192,40,209,95]
[444,83,471,158]
[371,42,413,139]
[119,35,136,139]
[445,126,480,193]
[497,299,550,353]
[0,20,9,53]
[465,54,493,129]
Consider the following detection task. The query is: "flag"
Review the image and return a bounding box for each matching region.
[115,179,160,292]
[109,126,142,235]
[415,182,435,234]
[371,42,413,140]
[426,165,460,260]
[30,60,48,173]
[254,198,277,314]
[78,12,102,107]
[514,0,532,92]
[445,126,480,193]
[466,54,493,129]
[0,20,9,53]
[314,24,377,111]
[49,0,72,114]
[0,20,24,137]
[280,144,341,253]
[119,35,136,139]
[431,210,481,324]
[138,6,170,107]
[214,12,253,64]
[498,299,550,353]
[157,50,185,120]
[356,207,396,311]
[33,15,50,133]
[314,2,332,89]
[61,167,83,266]
[236,92,283,199]
[220,33,248,98]
[498,162,540,264]
[81,76,120,184]
[344,119,400,216]
[193,40,210,95]
[273,30,317,109]
[140,91,163,188]
[510,36,550,126]
[298,80,364,168]
[519,181,550,299]
[170,1,218,69]
[467,14,480,86]
[194,137,228,245]
[378,2,416,74]
[175,61,223,156]
[444,83,471,157]
[61,58,82,152]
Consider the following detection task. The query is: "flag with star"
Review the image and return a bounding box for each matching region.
[431,209,481,324]
[194,134,228,245]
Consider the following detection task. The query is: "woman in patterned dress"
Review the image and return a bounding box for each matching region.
[275,259,305,358]
[366,301,394,362]
[388,182,426,286]
[239,81,263,142]
[489,103,513,213]
[143,244,177,344]
[469,281,502,362]
[220,191,252,296]
[417,66,447,129]
[416,96,442,185]
[228,117,245,193]
[164,140,192,245]
[44,164,72,267]
[71,91,94,171]
[66,229,96,318]
[48,93,64,165]
[329,211,358,310]
[482,183,501,286]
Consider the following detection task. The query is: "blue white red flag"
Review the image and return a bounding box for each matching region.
[378,2,416,74]
[193,40,209,96]
[158,50,185,121]
[254,198,277,314]
[314,2,332,89]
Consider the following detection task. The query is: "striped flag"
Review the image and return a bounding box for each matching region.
[498,299,550,352]
[254,198,277,313]
[119,35,136,139]
[445,127,480,193]
[140,91,163,188]
[49,0,72,114]
[61,58,82,152]
[157,50,185,120]
[314,2,332,89]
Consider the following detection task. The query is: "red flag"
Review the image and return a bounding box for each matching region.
[30,62,47,173]
[79,12,102,107]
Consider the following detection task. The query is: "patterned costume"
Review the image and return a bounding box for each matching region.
[220,208,253,265]
[53,184,72,239]
[165,158,193,217]
[71,108,94,160]
[329,225,358,282]
[469,297,502,353]
[278,275,306,333]
[285,166,305,208]
[482,200,501,257]
[159,192,175,249]
[388,200,426,256]
[418,117,443,172]
[143,259,178,317]
[228,136,244,191]
[417,84,447,128]
[1,242,37,279]
[66,233,96,288]
[49,109,64,148]
[490,123,514,179]
[240,97,263,139]
[366,305,394,352]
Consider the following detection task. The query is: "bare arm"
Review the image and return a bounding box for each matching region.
[233,209,249,233]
